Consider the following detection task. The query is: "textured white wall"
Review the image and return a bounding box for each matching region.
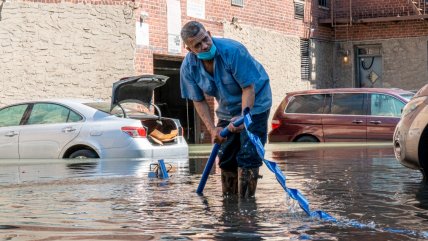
[0,2,135,106]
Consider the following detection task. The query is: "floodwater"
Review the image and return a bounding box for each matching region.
[0,146,428,241]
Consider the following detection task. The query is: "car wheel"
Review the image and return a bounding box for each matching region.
[69,149,98,159]
[295,135,319,142]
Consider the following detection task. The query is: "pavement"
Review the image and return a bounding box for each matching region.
[188,142,393,156]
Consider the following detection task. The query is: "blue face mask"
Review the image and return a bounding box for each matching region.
[196,44,217,60]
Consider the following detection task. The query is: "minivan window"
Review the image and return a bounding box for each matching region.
[285,94,325,114]
[370,94,404,117]
[329,93,366,115]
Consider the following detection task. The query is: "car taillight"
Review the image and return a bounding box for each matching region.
[178,127,184,136]
[271,119,280,130]
[121,126,147,138]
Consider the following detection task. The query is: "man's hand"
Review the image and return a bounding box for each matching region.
[227,116,244,133]
[210,127,226,144]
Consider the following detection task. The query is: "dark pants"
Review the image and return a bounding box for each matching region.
[217,110,269,171]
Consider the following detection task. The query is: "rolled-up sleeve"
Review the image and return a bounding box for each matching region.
[180,63,204,101]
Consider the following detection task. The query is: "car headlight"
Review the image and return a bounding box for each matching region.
[402,97,426,117]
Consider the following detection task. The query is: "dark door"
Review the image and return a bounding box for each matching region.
[153,57,198,144]
[356,46,382,88]
[322,93,368,142]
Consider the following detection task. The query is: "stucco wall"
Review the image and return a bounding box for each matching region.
[383,37,428,90]
[223,23,312,122]
[311,39,334,89]
[0,1,135,106]
[334,37,428,90]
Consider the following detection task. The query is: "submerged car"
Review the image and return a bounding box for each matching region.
[394,84,428,180]
[0,75,188,159]
[268,88,414,142]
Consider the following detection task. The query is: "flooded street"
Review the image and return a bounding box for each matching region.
[0,145,427,241]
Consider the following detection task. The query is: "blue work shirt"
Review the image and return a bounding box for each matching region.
[180,37,272,120]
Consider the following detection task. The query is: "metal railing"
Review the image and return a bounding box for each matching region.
[410,0,427,15]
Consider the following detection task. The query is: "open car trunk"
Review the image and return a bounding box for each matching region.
[139,117,181,145]
[111,75,182,146]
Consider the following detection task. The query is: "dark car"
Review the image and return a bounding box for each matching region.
[268,88,414,143]
[394,84,428,180]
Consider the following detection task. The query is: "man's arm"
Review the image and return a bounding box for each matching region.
[228,84,255,133]
[241,84,255,114]
[193,100,225,144]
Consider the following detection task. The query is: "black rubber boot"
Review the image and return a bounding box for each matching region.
[238,167,260,198]
[221,169,238,196]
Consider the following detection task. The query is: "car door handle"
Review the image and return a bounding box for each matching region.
[62,127,76,133]
[352,120,364,124]
[369,120,382,125]
[4,131,18,137]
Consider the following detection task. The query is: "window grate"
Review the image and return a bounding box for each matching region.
[294,1,304,20]
[300,39,310,81]
[319,0,328,8]
[231,0,244,7]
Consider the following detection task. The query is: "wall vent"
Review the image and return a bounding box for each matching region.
[300,39,310,81]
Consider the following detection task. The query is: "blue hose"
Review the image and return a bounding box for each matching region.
[196,112,428,238]
[196,116,245,194]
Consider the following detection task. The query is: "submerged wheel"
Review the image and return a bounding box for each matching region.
[294,135,319,142]
[419,126,428,183]
[69,149,98,159]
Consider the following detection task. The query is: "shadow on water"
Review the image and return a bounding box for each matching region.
[0,146,427,240]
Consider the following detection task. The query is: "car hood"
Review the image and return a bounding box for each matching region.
[111,75,169,109]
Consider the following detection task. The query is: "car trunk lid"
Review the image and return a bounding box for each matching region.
[111,75,169,110]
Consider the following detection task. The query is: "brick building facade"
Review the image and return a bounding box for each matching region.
[1,0,427,143]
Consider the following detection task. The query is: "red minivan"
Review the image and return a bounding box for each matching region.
[268,88,414,142]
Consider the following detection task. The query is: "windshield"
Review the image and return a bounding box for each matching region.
[83,102,155,117]
[400,93,415,101]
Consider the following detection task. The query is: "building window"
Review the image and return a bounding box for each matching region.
[319,0,328,8]
[300,39,310,81]
[294,0,304,20]
[231,0,244,7]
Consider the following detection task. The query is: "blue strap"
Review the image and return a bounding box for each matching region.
[243,112,335,221]
[242,112,428,237]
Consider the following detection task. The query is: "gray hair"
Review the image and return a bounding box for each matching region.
[181,21,206,42]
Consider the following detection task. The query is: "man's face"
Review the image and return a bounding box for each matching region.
[185,29,213,54]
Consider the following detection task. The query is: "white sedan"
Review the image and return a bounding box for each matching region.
[0,75,188,159]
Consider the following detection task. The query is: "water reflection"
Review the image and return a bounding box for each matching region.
[0,147,427,240]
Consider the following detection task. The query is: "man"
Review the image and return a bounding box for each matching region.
[180,21,272,198]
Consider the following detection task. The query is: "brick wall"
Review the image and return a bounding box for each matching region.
[136,0,316,70]
[334,21,428,41]
[333,0,411,19]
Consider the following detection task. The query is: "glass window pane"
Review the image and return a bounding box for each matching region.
[0,105,28,127]
[331,93,365,115]
[370,94,404,117]
[27,103,70,125]
[68,111,83,122]
[286,94,325,114]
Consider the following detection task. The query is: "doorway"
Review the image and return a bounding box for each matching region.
[153,55,199,144]
[356,45,383,88]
